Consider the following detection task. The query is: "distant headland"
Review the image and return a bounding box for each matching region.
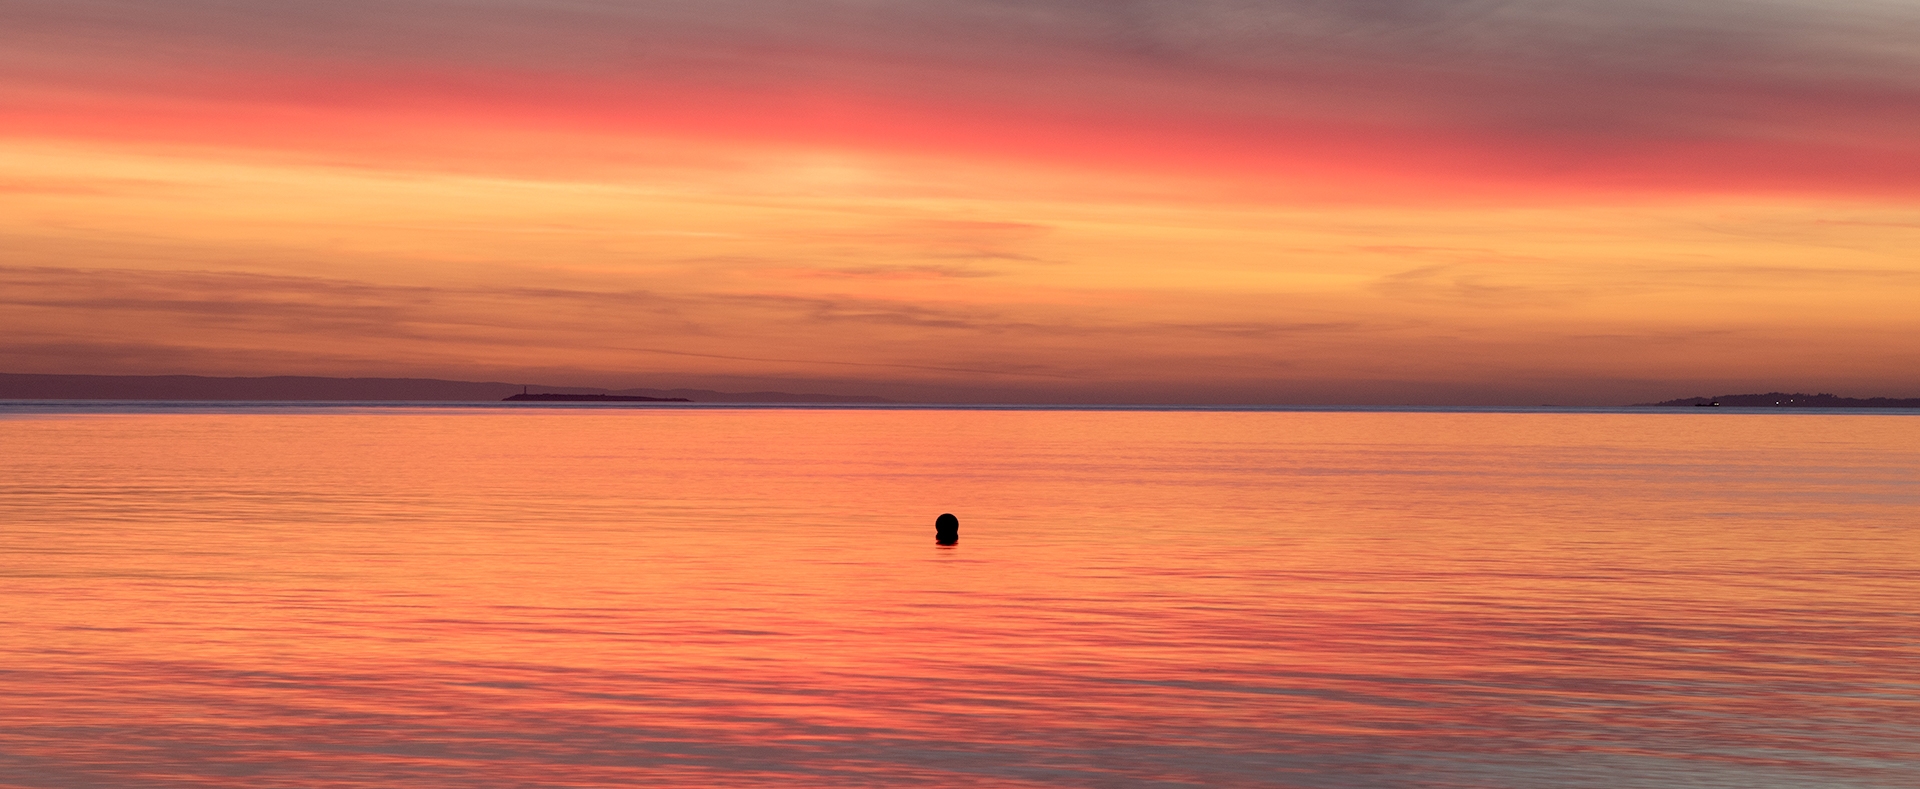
[0,373,891,403]
[1636,392,1920,408]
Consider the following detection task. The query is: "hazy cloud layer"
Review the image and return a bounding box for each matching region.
[5,261,1914,404]
[5,0,1919,193]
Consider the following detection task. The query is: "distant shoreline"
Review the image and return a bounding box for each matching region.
[0,373,890,404]
[1635,392,1920,408]
[4,375,1915,409]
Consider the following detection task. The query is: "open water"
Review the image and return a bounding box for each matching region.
[2,404,1917,788]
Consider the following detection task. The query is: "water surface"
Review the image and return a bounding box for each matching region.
[3,406,1917,787]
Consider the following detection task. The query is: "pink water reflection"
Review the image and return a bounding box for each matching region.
[2,409,1917,787]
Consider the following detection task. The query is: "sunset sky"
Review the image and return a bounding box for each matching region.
[4,0,1917,403]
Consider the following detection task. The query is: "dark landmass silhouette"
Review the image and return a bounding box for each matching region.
[504,393,690,402]
[0,374,891,403]
[1637,392,1920,408]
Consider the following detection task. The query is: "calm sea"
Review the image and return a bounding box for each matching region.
[3,404,1917,788]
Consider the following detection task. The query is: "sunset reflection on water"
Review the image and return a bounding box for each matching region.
[2,408,1917,787]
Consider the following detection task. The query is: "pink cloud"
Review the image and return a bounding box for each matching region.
[4,0,1918,198]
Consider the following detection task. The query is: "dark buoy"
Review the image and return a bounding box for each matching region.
[934,513,959,545]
